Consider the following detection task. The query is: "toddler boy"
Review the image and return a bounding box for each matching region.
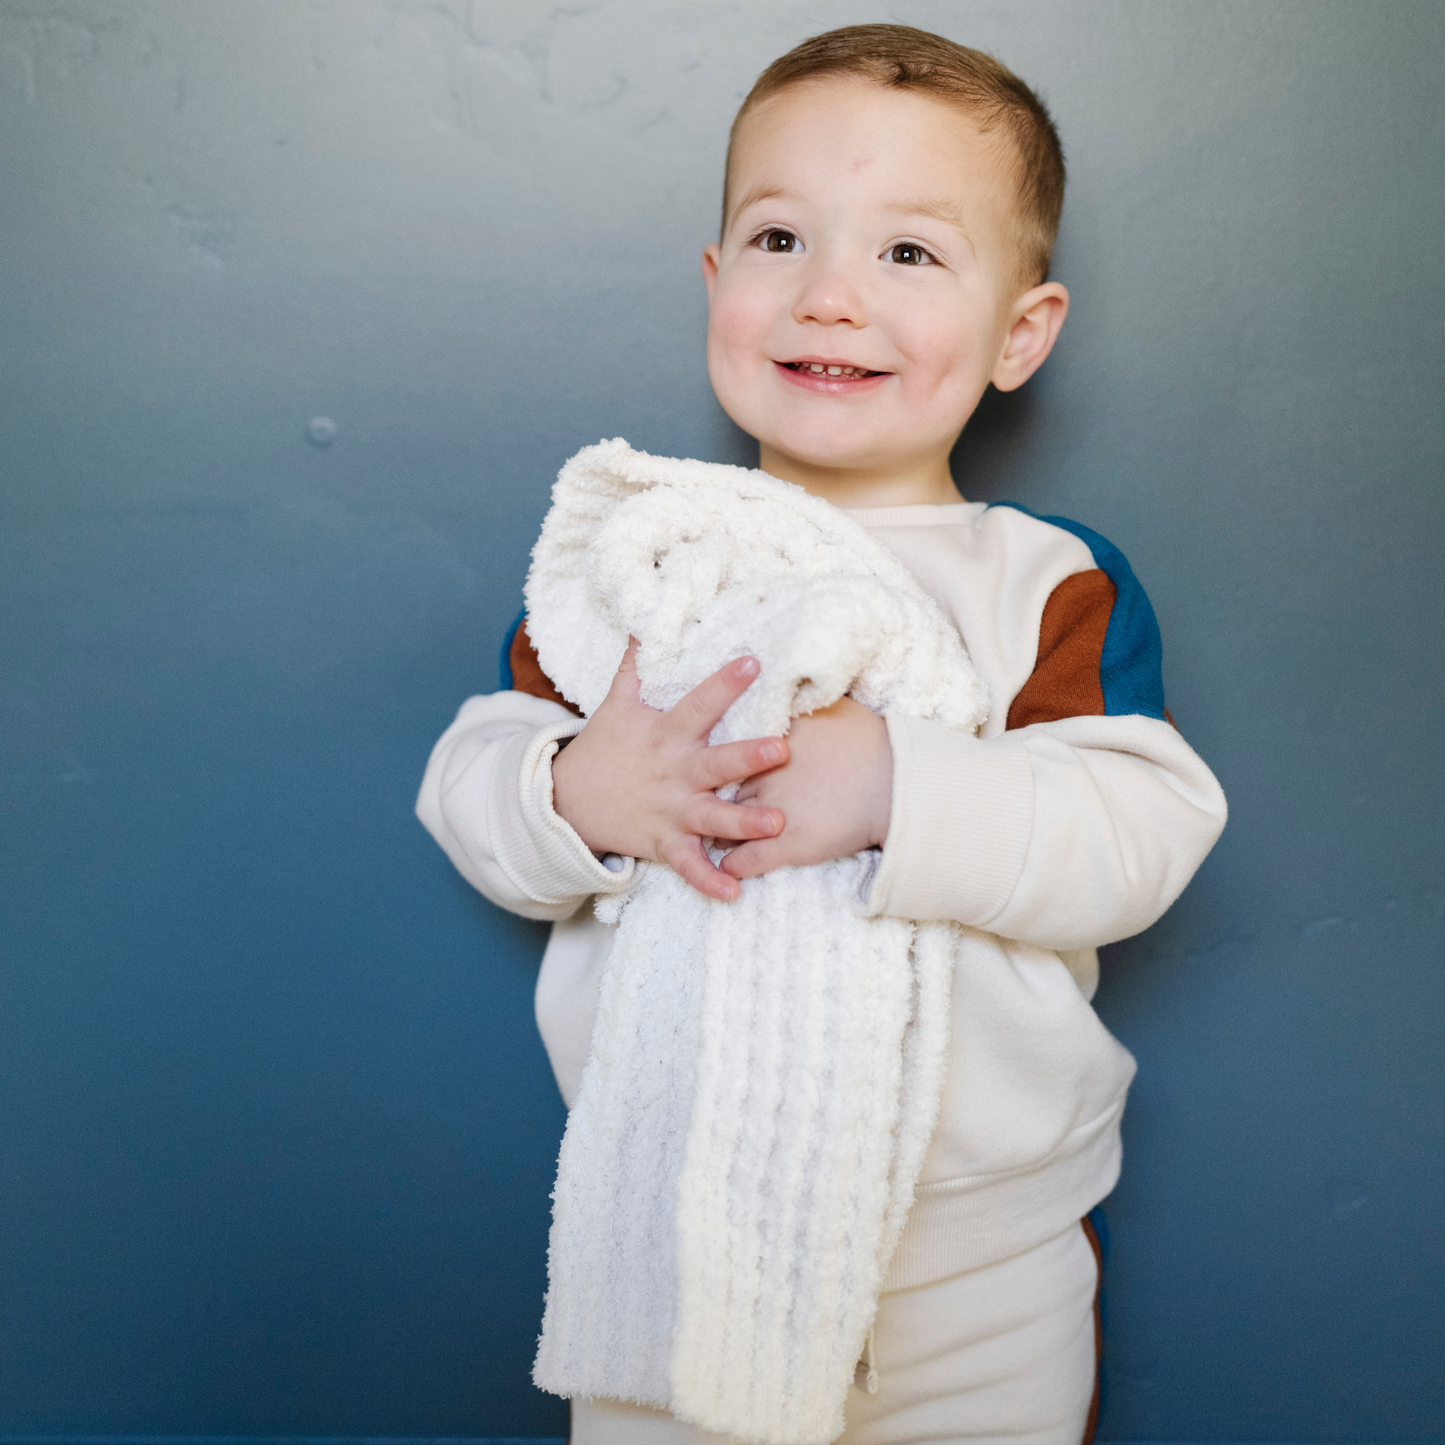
[418,24,1226,1445]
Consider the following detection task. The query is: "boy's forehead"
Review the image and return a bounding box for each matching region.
[729,78,1012,220]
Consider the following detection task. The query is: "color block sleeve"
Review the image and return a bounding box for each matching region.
[866,534,1225,949]
[1006,569,1116,728]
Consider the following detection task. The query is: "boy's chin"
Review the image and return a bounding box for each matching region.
[762,432,921,476]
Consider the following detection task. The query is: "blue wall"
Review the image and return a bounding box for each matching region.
[1,1,1441,1439]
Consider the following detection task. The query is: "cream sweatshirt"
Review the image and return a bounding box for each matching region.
[416,498,1227,1287]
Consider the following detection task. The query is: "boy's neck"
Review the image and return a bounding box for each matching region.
[757,444,965,509]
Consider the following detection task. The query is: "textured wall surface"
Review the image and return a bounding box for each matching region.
[1,0,1441,1438]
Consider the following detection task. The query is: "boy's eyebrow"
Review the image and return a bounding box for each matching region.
[885,197,969,232]
[729,182,789,226]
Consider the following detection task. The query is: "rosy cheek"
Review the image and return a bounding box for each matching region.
[707,283,769,428]
[710,291,757,354]
[713,269,788,358]
[896,315,983,398]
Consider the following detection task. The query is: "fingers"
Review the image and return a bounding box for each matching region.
[605,636,643,706]
[693,735,789,790]
[671,655,760,739]
[717,837,787,880]
[684,797,783,843]
[663,834,741,902]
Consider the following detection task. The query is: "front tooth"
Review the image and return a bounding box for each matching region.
[810,363,826,373]
[827,365,842,375]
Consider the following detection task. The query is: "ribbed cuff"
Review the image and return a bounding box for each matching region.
[865,715,1034,925]
[487,720,639,905]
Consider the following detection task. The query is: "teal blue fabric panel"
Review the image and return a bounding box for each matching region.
[988,503,1167,720]
[500,609,526,692]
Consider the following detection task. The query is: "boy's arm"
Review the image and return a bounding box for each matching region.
[864,552,1227,950]
[724,544,1227,952]
[416,620,788,918]
[415,687,631,923]
[868,707,1224,950]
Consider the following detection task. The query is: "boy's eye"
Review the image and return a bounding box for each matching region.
[888,243,933,266]
[760,229,800,253]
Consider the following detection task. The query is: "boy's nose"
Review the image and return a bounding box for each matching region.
[791,261,868,328]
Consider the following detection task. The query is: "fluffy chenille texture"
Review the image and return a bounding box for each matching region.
[526,439,989,1445]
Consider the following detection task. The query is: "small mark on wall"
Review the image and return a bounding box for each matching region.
[576,71,628,112]
[307,416,338,447]
[1329,1180,1373,1218]
[167,203,237,268]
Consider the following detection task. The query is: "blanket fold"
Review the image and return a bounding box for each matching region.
[527,440,987,1445]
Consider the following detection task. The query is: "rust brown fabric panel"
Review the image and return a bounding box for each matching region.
[1080,1214,1104,1445]
[1006,570,1116,731]
[509,618,582,716]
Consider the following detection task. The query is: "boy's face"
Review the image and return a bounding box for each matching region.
[704,78,1044,485]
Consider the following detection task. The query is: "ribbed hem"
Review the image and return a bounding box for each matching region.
[866,715,1034,925]
[486,721,639,905]
[883,1100,1125,1290]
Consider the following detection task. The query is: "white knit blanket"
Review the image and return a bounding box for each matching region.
[526,440,988,1445]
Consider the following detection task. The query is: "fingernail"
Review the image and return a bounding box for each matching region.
[736,657,759,678]
[760,741,783,764]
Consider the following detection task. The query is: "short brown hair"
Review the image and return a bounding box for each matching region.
[723,24,1066,287]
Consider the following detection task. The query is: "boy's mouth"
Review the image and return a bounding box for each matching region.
[780,360,885,379]
[776,358,889,392]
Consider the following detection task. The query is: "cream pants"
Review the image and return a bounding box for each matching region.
[570,1220,1101,1445]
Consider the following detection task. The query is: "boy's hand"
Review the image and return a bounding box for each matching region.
[550,639,789,902]
[719,697,892,879]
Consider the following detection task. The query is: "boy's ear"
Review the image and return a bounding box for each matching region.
[991,282,1069,393]
[702,243,721,302]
